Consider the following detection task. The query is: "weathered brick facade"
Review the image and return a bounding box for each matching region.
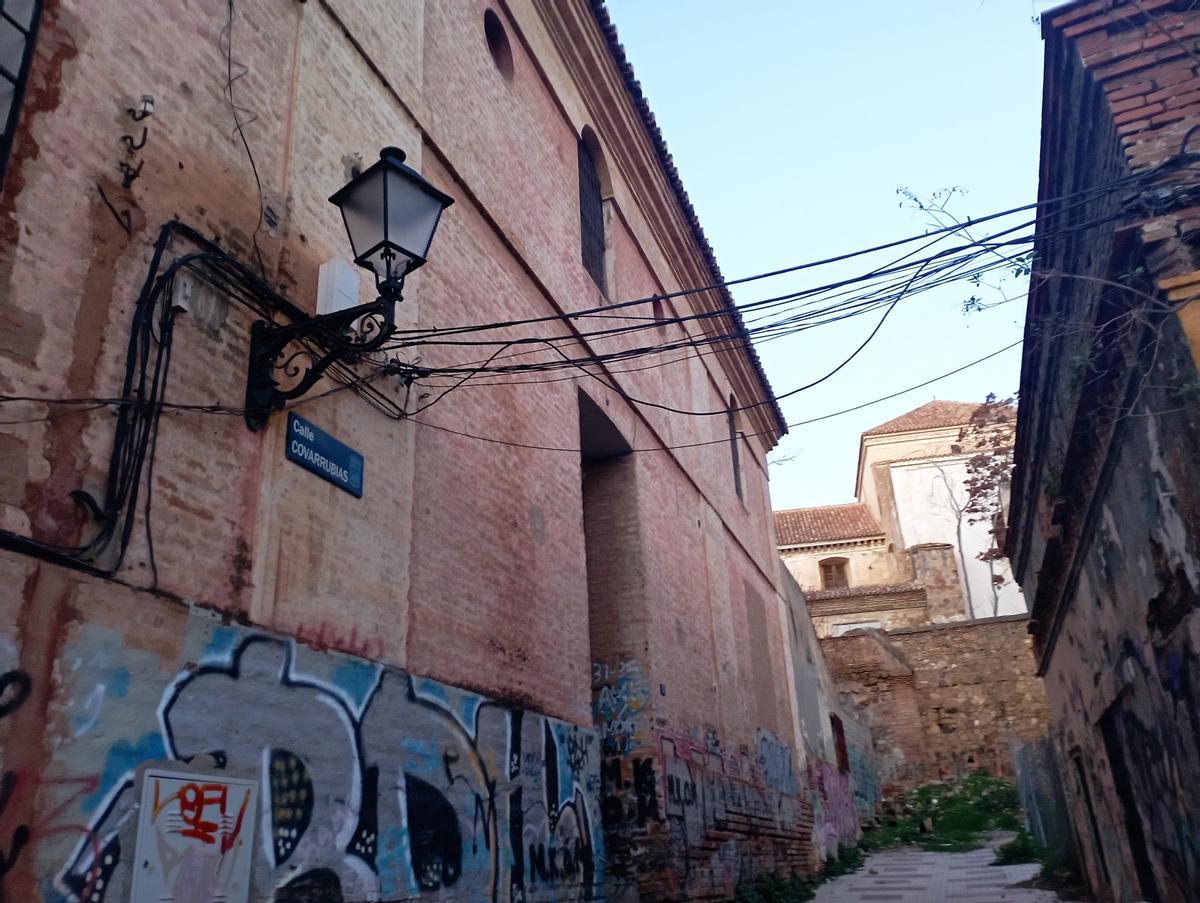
[823,617,1051,791]
[0,1,860,900]
[1009,2,1200,900]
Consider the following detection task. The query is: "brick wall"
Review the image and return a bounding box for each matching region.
[1008,2,1200,899]
[809,590,929,637]
[821,632,928,790]
[0,1,824,900]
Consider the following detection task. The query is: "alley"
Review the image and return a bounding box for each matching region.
[813,839,1060,903]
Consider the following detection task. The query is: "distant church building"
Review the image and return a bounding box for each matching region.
[776,401,1026,637]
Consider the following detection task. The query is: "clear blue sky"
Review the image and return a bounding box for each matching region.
[605,1,1057,509]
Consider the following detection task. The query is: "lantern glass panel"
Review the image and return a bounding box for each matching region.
[332,148,453,286]
[338,166,387,271]
[384,168,448,263]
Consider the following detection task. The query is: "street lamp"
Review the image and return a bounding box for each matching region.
[244,147,454,430]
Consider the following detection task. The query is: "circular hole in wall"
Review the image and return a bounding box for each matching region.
[484,10,514,81]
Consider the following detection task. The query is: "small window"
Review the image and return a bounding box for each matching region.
[820,557,849,590]
[830,713,850,773]
[483,10,513,81]
[0,0,42,184]
[727,395,743,501]
[578,133,606,293]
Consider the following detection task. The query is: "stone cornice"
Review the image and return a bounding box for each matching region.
[532,0,785,448]
[778,537,886,554]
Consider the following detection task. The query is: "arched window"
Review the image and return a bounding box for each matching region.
[578,127,608,294]
[819,557,849,590]
[727,395,743,501]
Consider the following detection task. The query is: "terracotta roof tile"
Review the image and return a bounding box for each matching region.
[806,582,924,601]
[774,503,882,546]
[862,401,985,436]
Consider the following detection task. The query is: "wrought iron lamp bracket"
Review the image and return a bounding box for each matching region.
[243,291,399,430]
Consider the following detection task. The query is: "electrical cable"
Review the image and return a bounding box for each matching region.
[407,340,1025,455]
[2,146,1193,579]
[385,182,1144,393]
[0,185,1161,425]
[374,146,1199,349]
[221,0,268,279]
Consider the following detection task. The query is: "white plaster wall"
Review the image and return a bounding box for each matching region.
[780,543,899,592]
[857,429,961,521]
[889,457,1026,618]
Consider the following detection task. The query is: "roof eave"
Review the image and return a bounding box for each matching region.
[586,0,787,439]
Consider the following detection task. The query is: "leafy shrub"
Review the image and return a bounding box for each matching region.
[738,772,1029,899]
[861,770,1025,854]
[823,844,864,878]
[993,828,1046,865]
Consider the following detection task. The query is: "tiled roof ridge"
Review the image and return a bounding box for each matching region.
[775,502,865,514]
[773,502,883,545]
[587,1,786,436]
[805,581,924,601]
[862,400,990,437]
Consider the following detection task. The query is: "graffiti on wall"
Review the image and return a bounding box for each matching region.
[841,719,881,817]
[0,667,32,881]
[808,761,858,858]
[36,615,603,903]
[655,730,806,897]
[592,660,649,757]
[755,728,797,795]
[127,769,257,903]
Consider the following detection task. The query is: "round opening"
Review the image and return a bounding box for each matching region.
[484,10,513,81]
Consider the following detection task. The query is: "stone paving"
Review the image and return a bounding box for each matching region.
[813,837,1062,902]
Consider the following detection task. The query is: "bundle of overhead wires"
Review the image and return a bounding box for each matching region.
[356,143,1198,422]
[1,142,1197,577]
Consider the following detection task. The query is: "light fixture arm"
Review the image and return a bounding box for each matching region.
[243,286,400,430]
[243,145,452,431]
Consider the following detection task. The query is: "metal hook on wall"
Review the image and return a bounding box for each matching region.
[117,159,144,190]
[121,127,148,152]
[126,95,155,122]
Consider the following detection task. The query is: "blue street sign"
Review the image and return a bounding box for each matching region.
[285,413,364,498]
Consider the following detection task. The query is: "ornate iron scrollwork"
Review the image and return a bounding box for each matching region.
[243,296,396,430]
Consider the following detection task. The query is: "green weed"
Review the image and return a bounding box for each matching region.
[860,770,1024,854]
[993,828,1046,865]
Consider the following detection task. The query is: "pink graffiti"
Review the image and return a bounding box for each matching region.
[809,761,857,850]
[652,729,767,786]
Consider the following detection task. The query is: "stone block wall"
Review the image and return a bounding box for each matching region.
[823,616,1050,789]
[885,616,1051,780]
[909,543,968,623]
